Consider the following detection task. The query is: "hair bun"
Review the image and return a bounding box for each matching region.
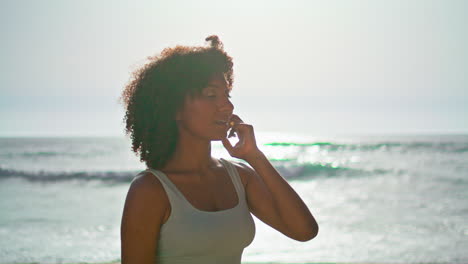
[205,35,223,49]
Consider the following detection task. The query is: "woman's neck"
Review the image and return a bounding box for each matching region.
[162,134,216,173]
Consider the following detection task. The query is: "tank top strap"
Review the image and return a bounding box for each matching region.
[219,158,246,199]
[145,168,188,207]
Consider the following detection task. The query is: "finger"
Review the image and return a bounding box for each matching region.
[228,125,236,138]
[221,137,234,152]
[229,114,244,124]
[228,122,238,137]
[228,114,244,138]
[232,123,253,137]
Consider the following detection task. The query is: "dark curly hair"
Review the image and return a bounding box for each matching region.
[120,35,234,169]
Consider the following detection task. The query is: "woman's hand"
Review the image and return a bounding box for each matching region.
[221,114,264,162]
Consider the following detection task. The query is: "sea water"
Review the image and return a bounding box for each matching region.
[0,133,467,263]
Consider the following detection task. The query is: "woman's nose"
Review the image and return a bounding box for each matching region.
[218,97,234,113]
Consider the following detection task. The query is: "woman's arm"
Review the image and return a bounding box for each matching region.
[222,115,318,241]
[239,154,318,241]
[121,173,169,264]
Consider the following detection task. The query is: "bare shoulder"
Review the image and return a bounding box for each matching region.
[130,171,164,192]
[123,171,170,222]
[121,171,169,263]
[227,160,257,187]
[129,171,167,199]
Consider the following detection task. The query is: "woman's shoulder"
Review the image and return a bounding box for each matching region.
[121,171,170,252]
[125,170,170,210]
[222,159,256,188]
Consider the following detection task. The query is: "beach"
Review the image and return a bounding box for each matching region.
[1,134,467,263]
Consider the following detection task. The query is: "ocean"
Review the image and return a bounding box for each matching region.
[0,133,467,263]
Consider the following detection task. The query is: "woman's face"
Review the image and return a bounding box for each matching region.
[176,73,234,141]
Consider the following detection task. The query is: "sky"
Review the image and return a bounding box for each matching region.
[1,0,467,137]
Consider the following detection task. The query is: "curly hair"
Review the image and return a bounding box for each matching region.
[120,35,234,169]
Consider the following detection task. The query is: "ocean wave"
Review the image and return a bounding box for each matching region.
[272,162,392,179]
[0,151,106,159]
[0,161,393,183]
[0,168,137,182]
[264,141,468,153]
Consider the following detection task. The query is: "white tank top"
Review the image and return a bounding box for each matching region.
[145,158,256,264]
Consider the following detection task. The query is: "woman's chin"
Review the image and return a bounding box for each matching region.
[211,136,225,141]
[210,131,228,141]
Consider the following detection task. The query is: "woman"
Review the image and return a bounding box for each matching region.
[120,35,318,264]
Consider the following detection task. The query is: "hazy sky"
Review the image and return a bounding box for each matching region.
[1,0,467,136]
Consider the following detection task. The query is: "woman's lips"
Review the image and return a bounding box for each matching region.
[214,120,228,126]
